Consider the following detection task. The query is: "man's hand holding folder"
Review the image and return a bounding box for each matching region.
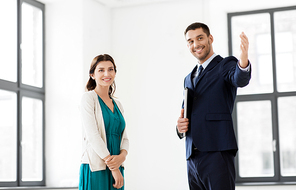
[177,109,189,136]
[177,88,190,136]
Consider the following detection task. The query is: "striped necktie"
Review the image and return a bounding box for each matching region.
[194,65,203,87]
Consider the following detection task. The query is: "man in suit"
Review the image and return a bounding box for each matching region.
[177,22,251,190]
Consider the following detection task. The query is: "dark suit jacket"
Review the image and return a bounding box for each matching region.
[180,55,251,159]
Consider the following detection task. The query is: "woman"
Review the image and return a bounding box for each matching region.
[79,54,129,190]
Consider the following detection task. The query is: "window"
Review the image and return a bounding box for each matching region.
[0,0,45,187]
[228,6,296,184]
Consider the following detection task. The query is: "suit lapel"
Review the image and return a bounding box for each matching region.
[194,55,223,88]
[204,55,223,72]
[184,65,197,90]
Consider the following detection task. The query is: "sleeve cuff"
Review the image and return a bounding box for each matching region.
[238,61,250,72]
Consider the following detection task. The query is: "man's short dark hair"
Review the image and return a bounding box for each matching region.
[184,22,211,36]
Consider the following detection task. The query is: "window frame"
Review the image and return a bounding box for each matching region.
[228,5,296,184]
[0,0,45,187]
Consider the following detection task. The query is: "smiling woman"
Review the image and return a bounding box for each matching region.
[79,54,129,190]
[86,54,117,97]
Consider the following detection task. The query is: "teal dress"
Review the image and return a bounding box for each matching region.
[79,96,126,190]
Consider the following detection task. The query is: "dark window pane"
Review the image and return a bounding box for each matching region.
[278,96,296,176]
[21,2,43,88]
[22,97,43,181]
[0,0,17,82]
[231,13,273,95]
[274,10,296,92]
[0,90,17,181]
[237,101,274,177]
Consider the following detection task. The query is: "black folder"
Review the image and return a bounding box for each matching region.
[183,87,189,137]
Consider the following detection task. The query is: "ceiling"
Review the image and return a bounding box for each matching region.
[38,0,190,8]
[94,0,186,7]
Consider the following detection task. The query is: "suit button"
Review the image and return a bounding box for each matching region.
[194,97,197,100]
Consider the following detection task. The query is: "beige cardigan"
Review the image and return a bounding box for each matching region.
[80,90,129,172]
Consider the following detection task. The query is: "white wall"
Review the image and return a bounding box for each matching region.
[43,0,111,187]
[82,0,112,81]
[41,0,296,189]
[45,0,83,187]
[111,1,202,189]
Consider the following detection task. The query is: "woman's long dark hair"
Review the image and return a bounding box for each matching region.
[86,54,117,97]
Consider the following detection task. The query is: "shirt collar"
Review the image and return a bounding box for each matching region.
[197,53,217,69]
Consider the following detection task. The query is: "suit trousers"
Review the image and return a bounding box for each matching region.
[187,150,236,190]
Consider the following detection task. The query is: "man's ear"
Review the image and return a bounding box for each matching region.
[209,34,214,44]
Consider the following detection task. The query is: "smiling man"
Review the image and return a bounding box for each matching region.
[176,22,252,190]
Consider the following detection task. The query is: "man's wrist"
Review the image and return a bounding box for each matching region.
[238,60,250,72]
